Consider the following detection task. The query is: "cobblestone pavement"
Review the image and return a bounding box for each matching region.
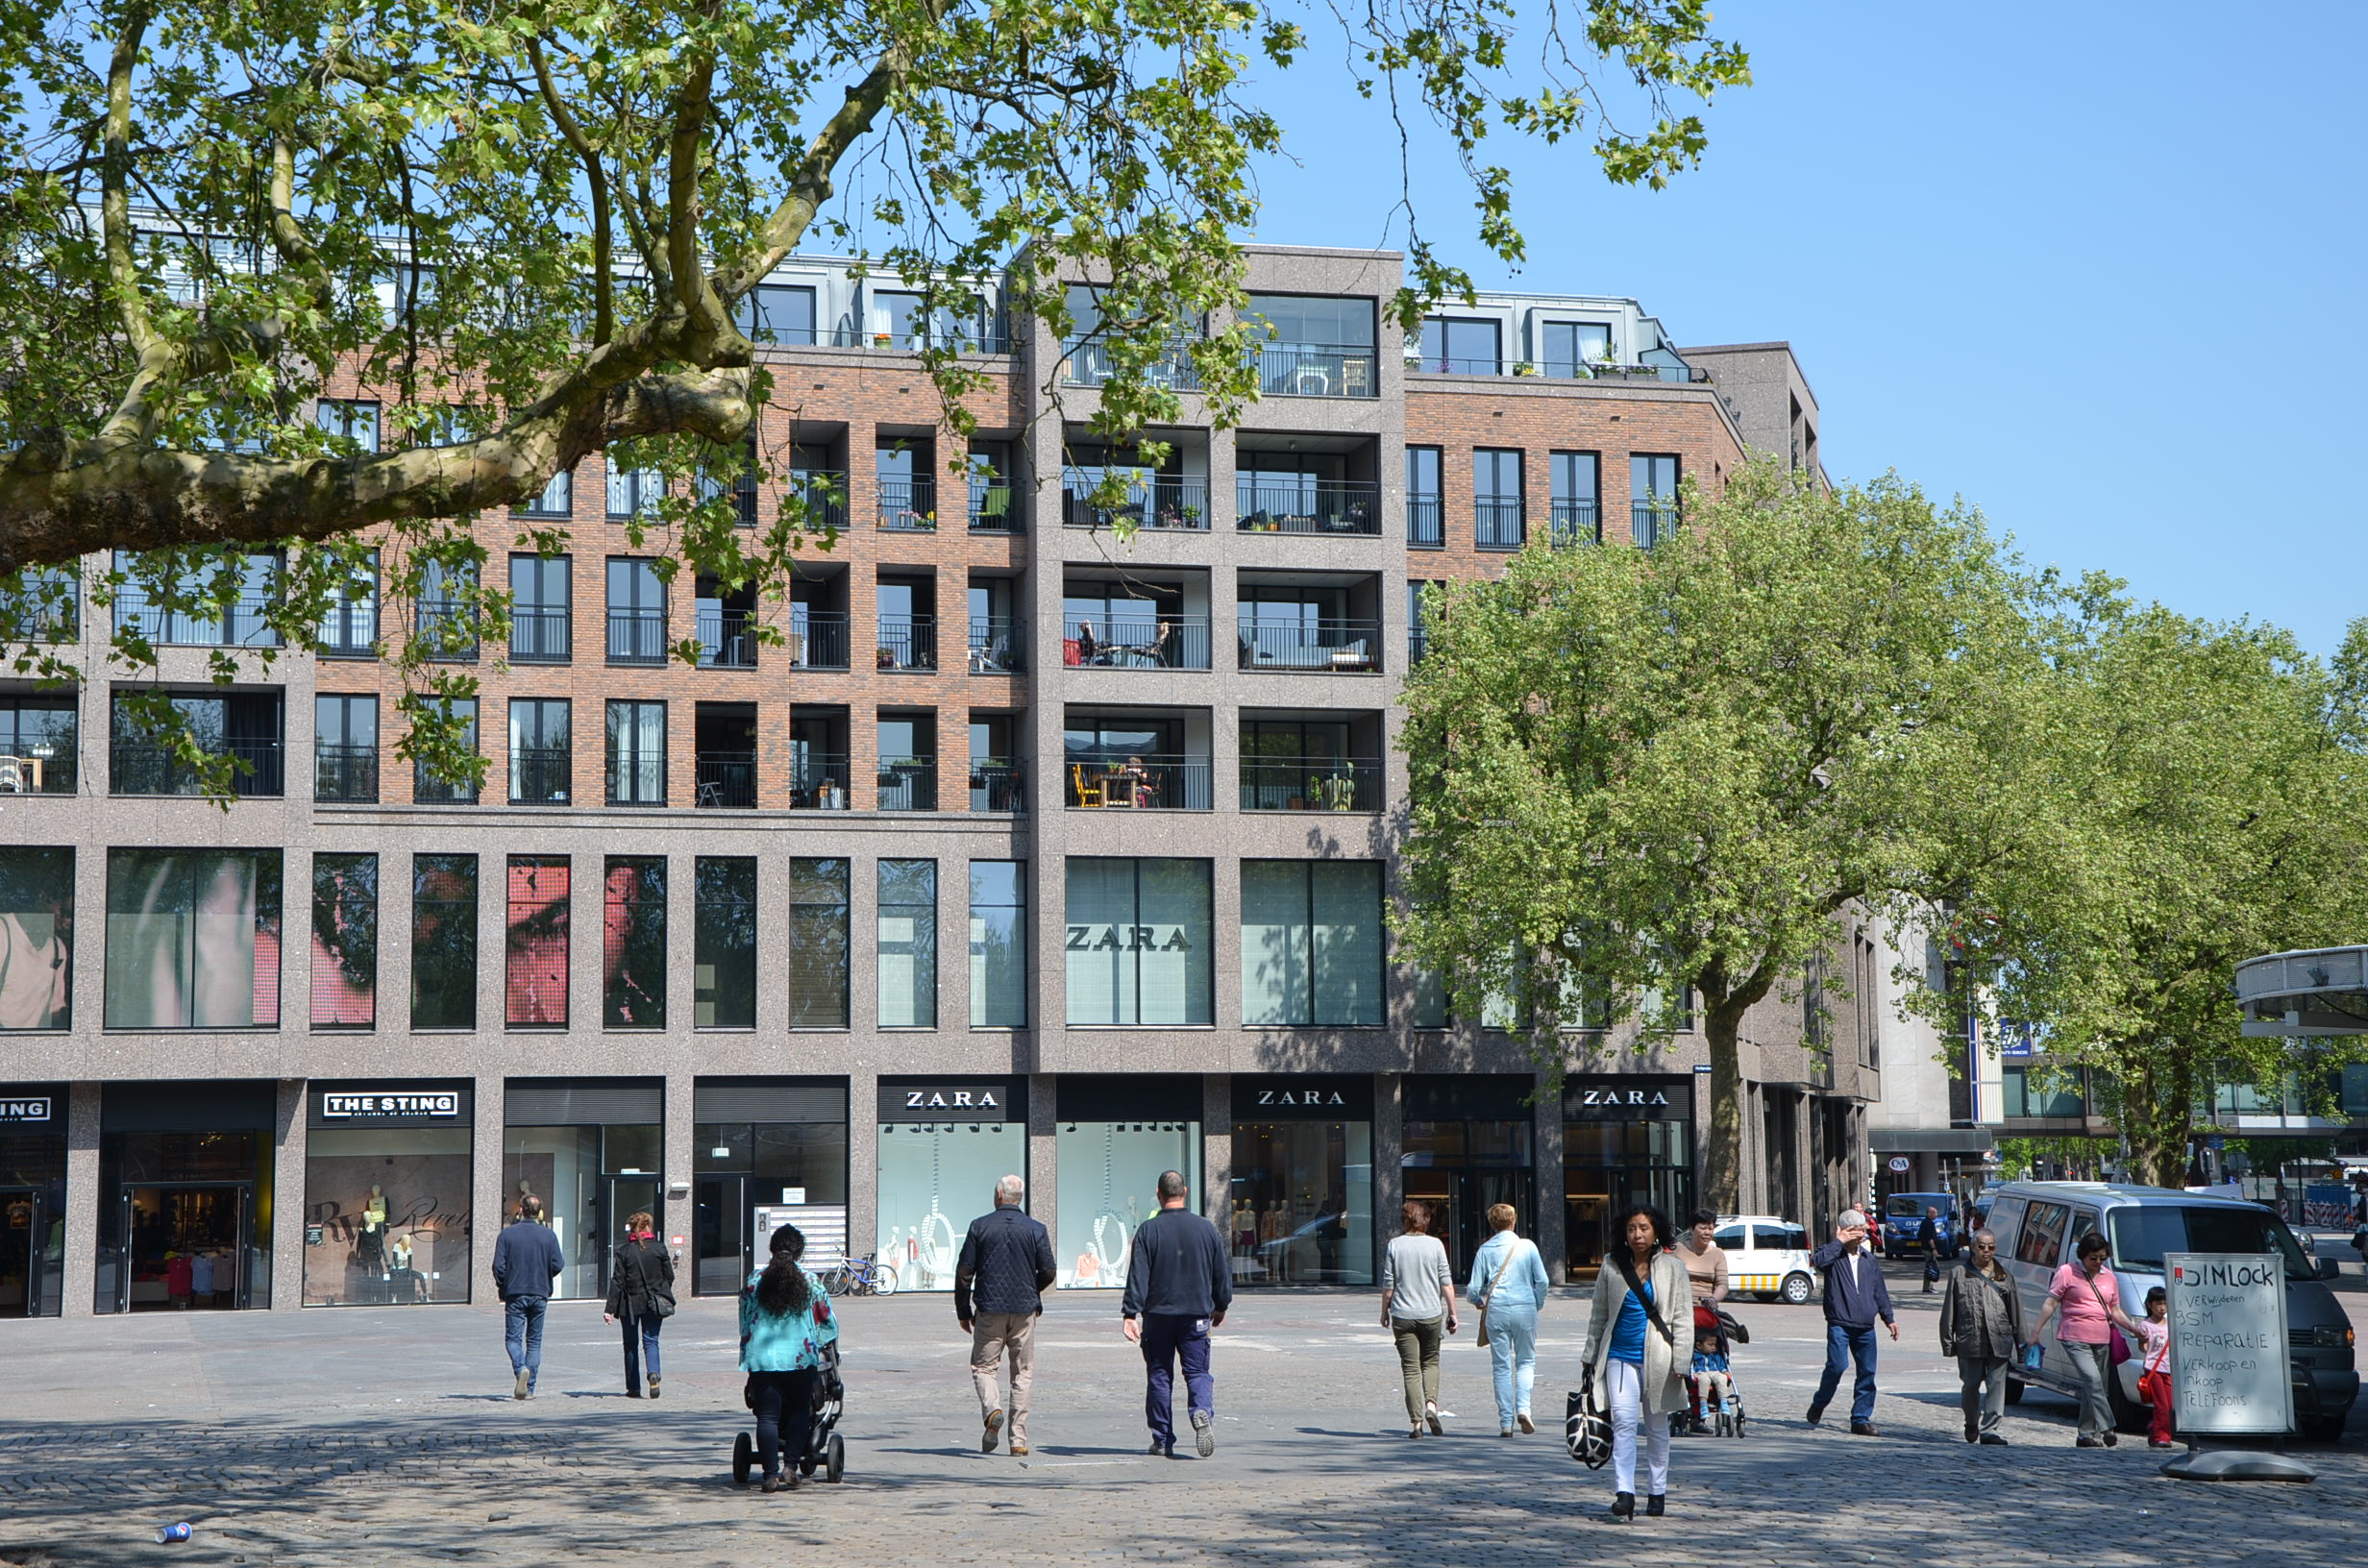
[3,1261,2361,1568]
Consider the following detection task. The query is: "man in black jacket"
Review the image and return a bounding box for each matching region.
[491,1196,565,1400]
[1806,1208,1899,1435]
[955,1174,1056,1456]
[1121,1169,1232,1458]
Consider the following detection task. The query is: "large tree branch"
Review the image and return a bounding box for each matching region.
[93,3,175,454]
[665,3,727,341]
[528,36,613,347]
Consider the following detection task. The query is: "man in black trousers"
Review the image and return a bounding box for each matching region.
[1121,1168,1232,1458]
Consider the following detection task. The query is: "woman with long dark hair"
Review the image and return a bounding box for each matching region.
[739,1222,840,1492]
[1579,1202,1690,1522]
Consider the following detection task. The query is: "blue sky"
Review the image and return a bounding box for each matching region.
[1243,2,2368,655]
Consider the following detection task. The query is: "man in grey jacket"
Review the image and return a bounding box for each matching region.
[1937,1229,2023,1444]
[1121,1169,1232,1458]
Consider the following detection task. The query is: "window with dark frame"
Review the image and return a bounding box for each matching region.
[1549,452,1600,547]
[309,851,377,1029]
[876,858,937,1028]
[410,852,479,1029]
[605,699,666,805]
[504,855,570,1029]
[508,698,571,805]
[1473,448,1524,549]
[1405,445,1443,548]
[510,553,573,663]
[787,857,851,1029]
[604,856,668,1029]
[316,550,379,655]
[314,694,378,804]
[0,846,71,1029]
[694,856,757,1029]
[104,848,283,1028]
[969,860,1026,1027]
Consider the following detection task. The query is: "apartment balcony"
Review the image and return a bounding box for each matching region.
[111,738,284,797]
[606,608,668,666]
[784,471,849,532]
[790,612,850,671]
[1064,616,1211,672]
[1240,755,1382,813]
[1550,501,1600,548]
[0,747,74,796]
[696,608,757,670]
[1061,338,1201,390]
[1475,501,1526,551]
[874,616,936,672]
[508,747,572,805]
[969,618,1024,674]
[1065,755,1213,811]
[876,757,938,812]
[1062,478,1210,532]
[969,482,1021,533]
[695,750,757,809]
[1632,502,1679,548]
[116,594,284,649]
[1237,617,1381,674]
[313,743,379,804]
[412,600,480,661]
[509,607,573,664]
[1253,343,1377,399]
[876,478,938,532]
[1406,492,1443,549]
[787,752,851,811]
[970,761,1026,813]
[1235,478,1380,537]
[1406,349,1711,384]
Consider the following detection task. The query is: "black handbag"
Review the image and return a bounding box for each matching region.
[1713,1305,1751,1346]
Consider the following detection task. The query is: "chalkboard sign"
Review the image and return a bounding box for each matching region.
[2164,1251,2295,1435]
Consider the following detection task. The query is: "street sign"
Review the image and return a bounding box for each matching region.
[1887,1156,1912,1173]
[2164,1251,2294,1436]
[2206,1135,2226,1152]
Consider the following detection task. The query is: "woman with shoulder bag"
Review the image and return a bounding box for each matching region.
[1580,1203,1691,1523]
[2027,1230,2142,1447]
[1468,1203,1553,1436]
[1937,1229,2023,1444]
[604,1210,678,1400]
[1379,1201,1458,1438]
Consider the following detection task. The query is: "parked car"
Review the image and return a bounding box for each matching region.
[1983,1180,2358,1440]
[1881,1192,1960,1259]
[1712,1214,1822,1306]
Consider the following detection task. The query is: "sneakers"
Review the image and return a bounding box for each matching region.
[1979,1433,2009,1446]
[1499,1427,1514,1437]
[1424,1403,1444,1435]
[1644,1495,1665,1518]
[1517,1411,1536,1434]
[983,1409,1004,1454]
[513,1368,530,1401]
[1147,1438,1175,1458]
[1407,1425,1422,1439]
[2103,1433,2118,1448]
[2076,1436,2103,1448]
[648,1376,661,1401]
[761,1472,794,1494]
[1191,1409,1216,1458]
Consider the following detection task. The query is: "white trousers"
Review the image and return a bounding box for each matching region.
[1608,1359,1670,1497]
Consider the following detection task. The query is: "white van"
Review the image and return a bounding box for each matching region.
[1713,1214,1822,1306]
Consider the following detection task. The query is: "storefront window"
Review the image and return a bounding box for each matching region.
[1228,1078,1374,1286]
[788,858,850,1028]
[0,847,71,1029]
[309,852,377,1028]
[1402,1075,1536,1276]
[104,848,282,1027]
[1562,1075,1692,1276]
[1054,1118,1199,1287]
[500,1120,661,1300]
[968,860,1026,1027]
[876,859,936,1028]
[604,856,667,1027]
[412,853,479,1029]
[1064,857,1212,1025]
[505,856,569,1028]
[1240,860,1383,1026]
[99,1129,273,1311]
[0,1090,67,1318]
[876,1078,1025,1292]
[302,1086,471,1306]
[695,856,756,1028]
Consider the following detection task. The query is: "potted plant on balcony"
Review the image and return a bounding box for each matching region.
[1512,360,1538,377]
[1316,773,1357,811]
[876,647,897,670]
[873,330,892,348]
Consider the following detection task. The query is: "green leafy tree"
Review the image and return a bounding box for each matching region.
[0,0,1747,791]
[1396,460,2043,1213]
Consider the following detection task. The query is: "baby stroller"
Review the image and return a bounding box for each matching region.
[732,1341,847,1485]
[1675,1304,1748,1438]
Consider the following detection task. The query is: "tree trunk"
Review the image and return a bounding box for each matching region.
[1701,1003,1746,1214]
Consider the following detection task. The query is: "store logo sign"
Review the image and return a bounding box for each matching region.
[322,1091,460,1119]
[1255,1087,1347,1108]
[1574,1088,1671,1108]
[1066,924,1193,951]
[0,1096,51,1123]
[904,1089,1001,1110]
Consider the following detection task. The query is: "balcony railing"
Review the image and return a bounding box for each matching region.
[1632,502,1679,548]
[606,607,668,666]
[968,617,1024,674]
[1240,755,1382,813]
[1406,492,1443,549]
[697,607,757,669]
[509,606,572,663]
[313,743,378,803]
[876,758,938,811]
[876,478,937,531]
[1540,360,1713,384]
[1235,479,1380,536]
[116,595,284,649]
[509,747,572,805]
[1474,500,1526,551]
[1253,343,1378,399]
[789,612,850,670]
[0,747,74,795]
[112,738,284,797]
[1550,500,1600,548]
[413,761,480,805]
[1408,626,1429,666]
[1063,615,1211,671]
[874,615,936,672]
[784,470,849,532]
[787,752,851,810]
[411,600,480,661]
[969,482,1021,533]
[696,751,757,809]
[1237,616,1382,674]
[605,752,665,806]
[970,761,1026,813]
[1062,478,1209,531]
[758,325,1012,354]
[1061,338,1201,390]
[1066,755,1212,811]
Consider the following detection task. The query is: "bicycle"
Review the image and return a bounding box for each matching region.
[823,1253,898,1297]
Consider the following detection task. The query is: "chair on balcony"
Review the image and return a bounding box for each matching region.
[0,756,42,793]
[1070,764,1102,807]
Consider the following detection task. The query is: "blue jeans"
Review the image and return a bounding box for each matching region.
[1484,1301,1540,1429]
[622,1310,663,1394]
[504,1295,549,1390]
[1139,1314,1214,1447]
[1812,1321,1880,1423]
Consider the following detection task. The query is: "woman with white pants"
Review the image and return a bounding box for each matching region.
[1580,1203,1690,1522]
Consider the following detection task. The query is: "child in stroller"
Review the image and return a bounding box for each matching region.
[1676,1306,1747,1436]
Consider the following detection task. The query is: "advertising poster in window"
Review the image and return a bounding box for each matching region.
[0,846,71,1030]
[105,849,282,1027]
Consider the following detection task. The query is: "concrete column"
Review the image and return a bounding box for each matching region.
[271,1077,308,1311]
[1200,1073,1231,1224]
[473,1075,506,1304]
[663,1069,696,1255]
[62,1081,100,1317]
[1533,1083,1566,1281]
[1026,1072,1058,1253]
[845,1066,879,1265]
[1372,1071,1403,1281]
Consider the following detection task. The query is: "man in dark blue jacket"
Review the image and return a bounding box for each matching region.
[955,1174,1057,1457]
[1121,1169,1232,1458]
[1806,1207,1898,1434]
[491,1197,565,1399]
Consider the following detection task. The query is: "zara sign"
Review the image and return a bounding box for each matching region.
[1561,1076,1692,1122]
[876,1079,1024,1122]
[1230,1077,1374,1121]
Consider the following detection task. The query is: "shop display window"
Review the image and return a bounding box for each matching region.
[0,846,71,1030]
[1564,1113,1691,1275]
[788,858,850,1028]
[308,852,377,1028]
[968,860,1026,1027]
[303,1126,471,1305]
[876,1118,1021,1291]
[412,853,479,1028]
[501,1123,660,1300]
[98,1130,273,1311]
[1053,1119,1200,1287]
[694,856,757,1028]
[0,1125,66,1317]
[1063,857,1212,1026]
[1239,860,1383,1026]
[876,859,936,1028]
[604,856,667,1027]
[104,848,282,1027]
[1228,1121,1374,1285]
[505,856,570,1028]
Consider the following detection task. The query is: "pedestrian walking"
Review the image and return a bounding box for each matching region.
[603,1210,677,1399]
[1580,1203,1690,1522]
[1380,1200,1459,1437]
[1467,1203,1551,1436]
[739,1222,841,1493]
[954,1173,1057,1457]
[1671,1207,1730,1434]
[491,1195,564,1400]
[1805,1208,1898,1435]
[1120,1169,1232,1458]
[2027,1230,2142,1448]
[1937,1228,2021,1444]
[2137,1286,2176,1449]
[1919,1207,1942,1293]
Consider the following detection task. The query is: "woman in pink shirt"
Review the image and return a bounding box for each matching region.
[2027,1231,2143,1447]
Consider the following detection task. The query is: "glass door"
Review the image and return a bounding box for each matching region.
[118,1183,252,1311]
[0,1188,38,1317]
[597,1174,662,1297]
[694,1175,750,1296]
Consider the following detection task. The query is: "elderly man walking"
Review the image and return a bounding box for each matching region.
[1805,1207,1898,1435]
[1121,1169,1233,1458]
[955,1174,1057,1457]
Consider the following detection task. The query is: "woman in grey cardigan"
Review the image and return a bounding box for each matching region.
[1937,1229,2023,1445]
[1379,1200,1459,1437]
[1581,1203,1690,1522]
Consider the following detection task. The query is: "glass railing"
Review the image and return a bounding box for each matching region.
[876,478,938,531]
[1253,343,1378,399]
[509,606,572,663]
[1062,615,1211,671]
[1550,500,1600,548]
[508,747,572,805]
[1406,493,1443,549]
[874,615,937,672]
[1061,478,1210,532]
[1064,755,1213,811]
[1474,500,1526,551]
[970,761,1026,813]
[787,753,851,810]
[1237,617,1382,673]
[313,743,378,803]
[1632,501,1680,548]
[695,751,757,809]
[606,608,668,666]
[789,612,850,670]
[968,618,1024,674]
[876,758,938,811]
[1240,755,1382,813]
[112,738,284,797]
[696,608,757,669]
[1235,479,1380,536]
